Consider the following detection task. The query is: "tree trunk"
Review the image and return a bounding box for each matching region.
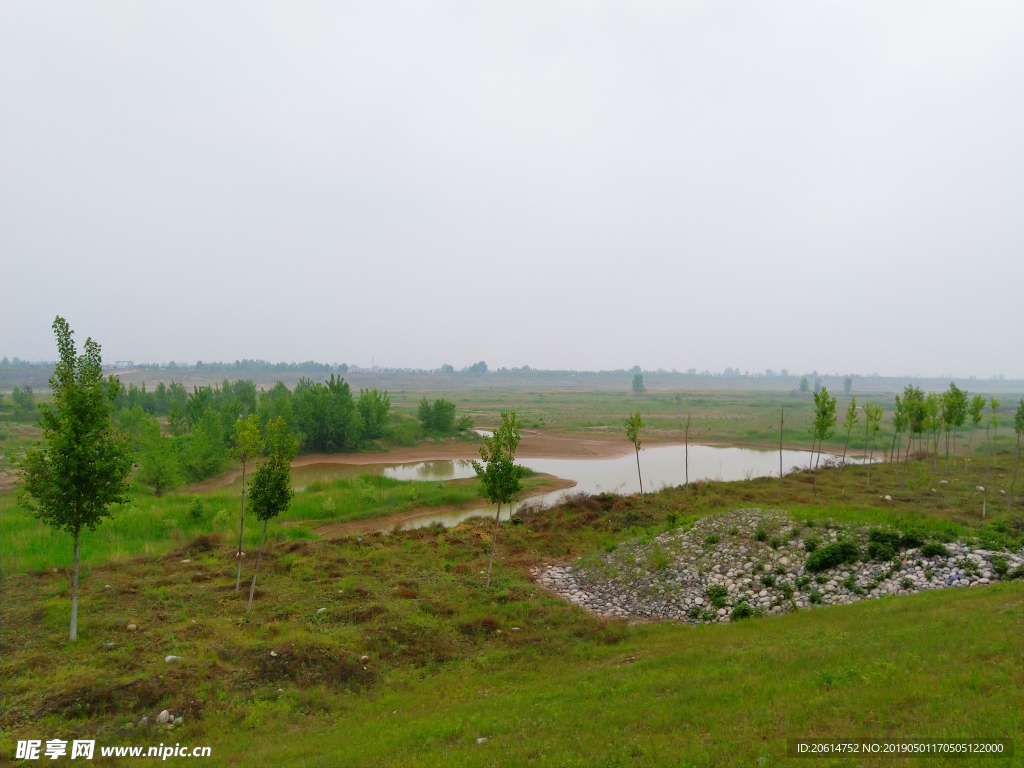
[952,426,957,468]
[985,427,992,482]
[1008,433,1021,513]
[485,502,501,587]
[779,407,784,481]
[235,460,247,593]
[685,415,691,492]
[839,425,852,476]
[888,429,898,465]
[866,433,877,486]
[247,518,269,612]
[635,445,644,501]
[70,531,80,642]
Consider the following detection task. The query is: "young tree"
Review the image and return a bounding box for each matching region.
[924,392,942,470]
[20,317,133,641]
[1009,398,1023,512]
[843,375,853,395]
[839,397,858,476]
[231,414,264,593]
[902,385,926,462]
[967,394,986,450]
[891,397,908,484]
[942,383,968,469]
[246,417,298,611]
[357,388,391,440]
[986,397,1000,480]
[624,411,644,500]
[811,387,838,470]
[778,408,784,481]
[632,373,645,393]
[799,377,810,394]
[864,404,884,486]
[137,418,181,496]
[472,414,525,587]
[685,413,692,489]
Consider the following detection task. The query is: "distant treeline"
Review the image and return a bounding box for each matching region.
[112,376,472,495]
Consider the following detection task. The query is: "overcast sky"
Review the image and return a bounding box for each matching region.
[2,1,1021,377]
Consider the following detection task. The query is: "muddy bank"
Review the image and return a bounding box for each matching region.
[293,475,576,539]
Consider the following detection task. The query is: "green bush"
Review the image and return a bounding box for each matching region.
[706,585,729,609]
[780,582,794,599]
[868,529,902,547]
[990,555,1009,576]
[920,542,949,558]
[769,537,781,549]
[805,540,862,572]
[755,527,768,542]
[1007,566,1024,581]
[900,577,914,590]
[760,574,775,588]
[867,541,896,561]
[730,602,758,620]
[804,538,819,553]
[808,591,823,605]
[704,534,719,546]
[898,529,926,549]
[773,564,786,575]
[794,576,810,589]
[728,526,739,536]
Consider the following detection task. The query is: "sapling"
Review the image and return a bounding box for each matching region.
[473,411,525,587]
[1009,399,1023,511]
[839,397,858,476]
[20,317,133,641]
[986,397,1000,481]
[246,418,297,611]
[231,414,264,593]
[967,394,986,451]
[864,404,883,486]
[625,411,644,501]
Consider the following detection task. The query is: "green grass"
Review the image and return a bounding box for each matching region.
[1,450,1021,766]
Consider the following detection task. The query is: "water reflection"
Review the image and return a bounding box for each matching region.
[279,444,871,532]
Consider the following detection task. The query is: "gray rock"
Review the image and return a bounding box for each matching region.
[476,738,488,744]
[164,655,182,663]
[156,710,171,724]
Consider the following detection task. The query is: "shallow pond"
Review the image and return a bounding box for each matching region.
[282,444,869,531]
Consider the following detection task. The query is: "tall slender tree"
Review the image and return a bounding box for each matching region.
[864,403,884,486]
[986,397,1000,481]
[839,397,858,476]
[625,411,644,500]
[473,412,525,588]
[246,418,298,611]
[1009,399,1023,512]
[685,413,692,491]
[967,394,986,450]
[778,407,784,481]
[943,383,968,469]
[231,414,264,593]
[811,387,838,470]
[20,317,133,641]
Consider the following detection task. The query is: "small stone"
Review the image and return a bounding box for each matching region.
[139,716,149,726]
[476,737,488,744]
[270,651,278,657]
[101,642,116,650]
[164,655,182,663]
[884,495,892,501]
[173,717,183,725]
[317,607,327,613]
[180,559,190,563]
[126,623,138,632]
[104,584,111,589]
[276,688,284,695]
[156,710,171,724]
[361,655,369,661]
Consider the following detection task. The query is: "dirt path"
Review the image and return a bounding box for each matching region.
[293,475,577,539]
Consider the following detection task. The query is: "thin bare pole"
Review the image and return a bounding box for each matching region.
[779,407,784,480]
[685,414,691,491]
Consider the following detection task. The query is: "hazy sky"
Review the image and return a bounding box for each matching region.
[2,2,1021,377]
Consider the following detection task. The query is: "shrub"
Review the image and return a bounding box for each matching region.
[794,576,810,589]
[755,527,768,542]
[187,498,205,521]
[990,555,1009,576]
[867,541,896,561]
[760,574,775,588]
[769,537,781,549]
[728,526,739,536]
[815,574,827,584]
[808,591,823,604]
[687,605,703,619]
[805,540,862,572]
[774,564,786,575]
[751,562,764,575]
[706,585,729,609]
[803,520,814,528]
[649,546,671,571]
[920,542,949,558]
[780,582,794,599]
[900,577,914,590]
[869,528,902,546]
[704,534,719,546]
[804,538,819,553]
[666,511,679,528]
[730,602,758,620]
[898,529,925,549]
[1007,566,1024,581]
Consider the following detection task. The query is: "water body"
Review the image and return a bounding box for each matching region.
[287,444,870,532]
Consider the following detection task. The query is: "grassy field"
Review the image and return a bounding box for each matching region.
[1,451,1021,766]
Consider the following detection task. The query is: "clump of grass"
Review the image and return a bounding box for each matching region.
[769,537,781,549]
[773,564,786,575]
[804,537,819,553]
[809,591,823,604]
[921,542,949,558]
[705,534,720,546]
[794,576,810,589]
[760,574,775,588]
[806,540,861,572]
[990,555,1009,577]
[730,601,758,620]
[754,527,768,542]
[649,545,671,571]
[900,577,915,590]
[706,585,729,609]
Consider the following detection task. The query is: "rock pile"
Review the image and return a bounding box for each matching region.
[532,509,1022,624]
